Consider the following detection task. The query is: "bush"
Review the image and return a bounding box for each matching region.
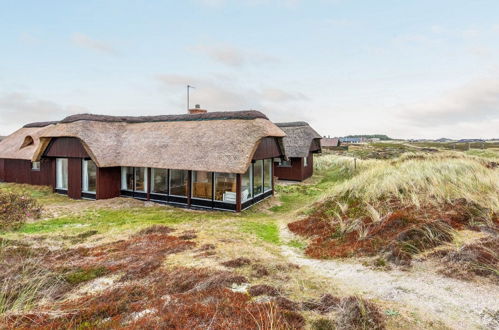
[0,192,42,231]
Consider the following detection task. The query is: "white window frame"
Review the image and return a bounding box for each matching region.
[121,167,133,191]
[31,161,41,171]
[304,156,308,167]
[82,159,96,194]
[134,167,148,193]
[56,158,68,190]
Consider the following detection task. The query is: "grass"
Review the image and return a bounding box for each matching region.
[64,267,107,285]
[240,220,280,245]
[14,207,221,236]
[0,183,75,205]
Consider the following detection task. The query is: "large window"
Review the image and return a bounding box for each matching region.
[121,167,134,191]
[192,171,213,200]
[134,168,147,192]
[215,173,236,203]
[56,158,68,190]
[151,168,168,195]
[253,160,263,196]
[82,159,97,193]
[170,169,188,196]
[264,159,272,192]
[242,165,253,202]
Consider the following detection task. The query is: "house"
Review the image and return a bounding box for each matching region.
[273,122,322,181]
[340,137,365,144]
[0,110,286,212]
[321,137,341,149]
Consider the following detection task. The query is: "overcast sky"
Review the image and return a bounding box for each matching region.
[1,0,498,139]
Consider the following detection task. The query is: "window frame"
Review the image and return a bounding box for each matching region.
[82,159,97,194]
[169,169,189,197]
[31,161,41,171]
[191,171,214,201]
[151,168,169,196]
[55,158,68,191]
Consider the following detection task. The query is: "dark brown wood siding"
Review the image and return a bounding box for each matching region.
[1,158,55,187]
[252,137,283,160]
[96,167,121,200]
[44,137,89,158]
[302,152,314,180]
[0,159,4,181]
[274,152,314,181]
[67,158,82,199]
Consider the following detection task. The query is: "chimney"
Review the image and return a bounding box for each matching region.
[188,104,207,114]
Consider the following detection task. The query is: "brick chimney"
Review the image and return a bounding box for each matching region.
[188,104,207,114]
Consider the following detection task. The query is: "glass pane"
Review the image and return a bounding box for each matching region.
[121,167,134,190]
[242,165,253,202]
[215,172,236,203]
[253,160,263,195]
[56,158,68,190]
[264,159,272,192]
[192,171,213,200]
[170,169,188,196]
[152,168,168,195]
[134,167,147,192]
[83,160,97,193]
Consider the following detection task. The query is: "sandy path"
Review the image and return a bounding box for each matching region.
[279,226,499,330]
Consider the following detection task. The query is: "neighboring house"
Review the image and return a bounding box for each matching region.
[273,122,322,181]
[321,137,341,149]
[0,110,286,212]
[340,137,365,144]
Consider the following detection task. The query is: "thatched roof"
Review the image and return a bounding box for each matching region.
[321,137,340,147]
[275,122,321,158]
[25,110,285,174]
[0,123,55,160]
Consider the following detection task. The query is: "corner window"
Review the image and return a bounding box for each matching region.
[242,165,253,202]
[121,167,134,191]
[31,161,41,171]
[151,168,168,195]
[264,159,272,192]
[170,169,188,196]
[215,173,236,203]
[253,160,263,196]
[82,159,97,193]
[192,171,213,200]
[56,158,68,190]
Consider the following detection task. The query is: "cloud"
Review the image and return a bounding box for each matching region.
[193,44,279,68]
[261,88,309,102]
[0,92,86,134]
[399,79,499,127]
[71,33,119,55]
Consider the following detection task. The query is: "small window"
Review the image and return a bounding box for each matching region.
[32,161,41,171]
[304,157,308,167]
[279,159,291,167]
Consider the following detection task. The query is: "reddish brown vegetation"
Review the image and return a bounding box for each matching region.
[289,199,498,264]
[248,284,280,297]
[303,294,341,314]
[0,191,42,230]
[336,296,385,330]
[2,226,307,329]
[221,257,252,268]
[431,236,498,282]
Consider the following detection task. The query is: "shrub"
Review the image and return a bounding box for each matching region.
[0,191,41,231]
[336,296,385,330]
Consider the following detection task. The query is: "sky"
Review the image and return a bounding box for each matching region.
[1,0,498,139]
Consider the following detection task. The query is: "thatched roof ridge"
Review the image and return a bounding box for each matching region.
[275,121,321,158]
[0,125,55,160]
[23,121,60,128]
[31,115,285,173]
[60,110,268,124]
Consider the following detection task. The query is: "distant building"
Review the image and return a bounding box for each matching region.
[273,122,322,182]
[340,137,365,144]
[321,137,341,149]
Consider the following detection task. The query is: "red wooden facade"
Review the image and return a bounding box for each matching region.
[0,136,283,212]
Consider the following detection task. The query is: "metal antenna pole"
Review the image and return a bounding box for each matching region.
[187,85,195,111]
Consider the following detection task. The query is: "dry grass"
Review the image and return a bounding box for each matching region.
[290,152,499,266]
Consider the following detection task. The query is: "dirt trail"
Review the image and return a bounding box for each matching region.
[279,226,499,330]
